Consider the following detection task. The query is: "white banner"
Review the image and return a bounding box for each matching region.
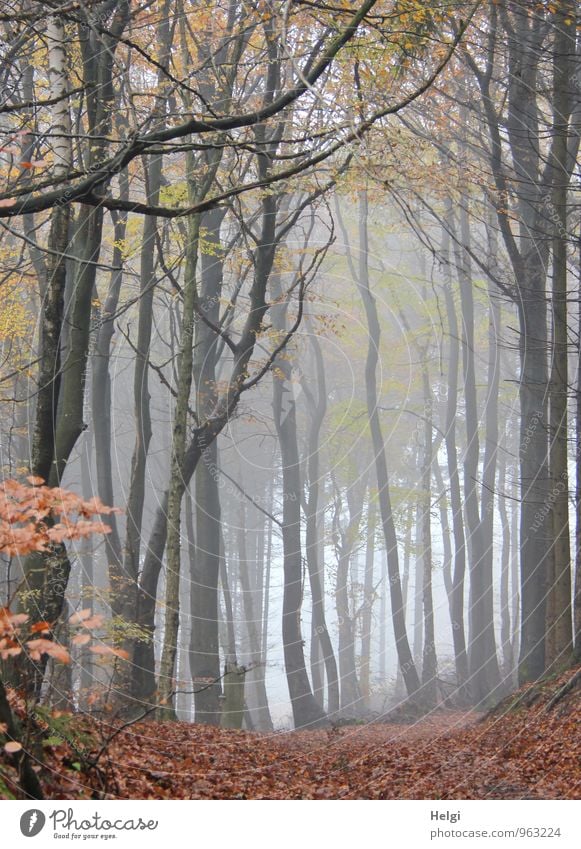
[3,800,580,849]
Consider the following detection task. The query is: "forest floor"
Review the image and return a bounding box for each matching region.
[4,667,581,800]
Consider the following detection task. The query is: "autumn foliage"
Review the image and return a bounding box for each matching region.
[0,476,122,662]
[0,478,125,772]
[0,476,117,557]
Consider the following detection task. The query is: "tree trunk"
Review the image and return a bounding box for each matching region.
[420,366,437,704]
[91,194,127,578]
[158,214,200,718]
[546,4,574,667]
[302,336,340,715]
[498,454,514,681]
[236,498,273,731]
[334,480,365,715]
[453,199,500,704]
[122,3,172,679]
[440,226,470,701]
[19,15,74,693]
[189,207,224,725]
[517,283,551,682]
[413,503,423,672]
[360,499,376,708]
[272,279,327,729]
[356,190,420,700]
[576,232,581,660]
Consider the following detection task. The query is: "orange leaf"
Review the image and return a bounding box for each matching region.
[30,621,51,634]
[26,638,70,664]
[69,608,92,625]
[90,645,129,660]
[71,633,91,647]
[80,614,104,630]
[0,647,21,659]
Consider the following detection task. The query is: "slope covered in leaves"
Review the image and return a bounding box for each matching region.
[3,668,580,800]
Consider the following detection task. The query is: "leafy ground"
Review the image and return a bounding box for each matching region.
[3,668,580,800]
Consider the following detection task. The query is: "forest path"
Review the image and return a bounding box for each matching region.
[89,689,578,800]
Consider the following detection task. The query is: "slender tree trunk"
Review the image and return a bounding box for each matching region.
[189,207,224,724]
[92,112,130,588]
[511,478,521,683]
[25,18,71,487]
[236,499,273,731]
[440,225,470,701]
[356,190,420,700]
[334,480,365,714]
[480,287,503,697]
[379,548,387,683]
[517,283,551,682]
[435,462,453,606]
[420,366,437,704]
[50,203,103,485]
[19,15,73,693]
[394,502,413,699]
[158,214,200,718]
[412,505,423,671]
[272,304,327,728]
[576,233,581,660]
[262,488,273,662]
[122,5,172,677]
[453,200,500,703]
[302,336,339,715]
[360,499,376,708]
[547,4,574,667]
[79,433,96,700]
[498,454,514,680]
[121,154,161,634]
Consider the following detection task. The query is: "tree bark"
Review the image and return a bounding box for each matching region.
[356,190,421,700]
[360,499,376,708]
[236,499,273,731]
[302,335,340,715]
[546,4,574,667]
[420,366,437,704]
[440,226,470,701]
[452,197,500,704]
[333,478,365,714]
[158,212,200,718]
[272,281,327,729]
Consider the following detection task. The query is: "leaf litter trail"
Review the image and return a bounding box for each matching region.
[16,668,580,800]
[71,670,579,800]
